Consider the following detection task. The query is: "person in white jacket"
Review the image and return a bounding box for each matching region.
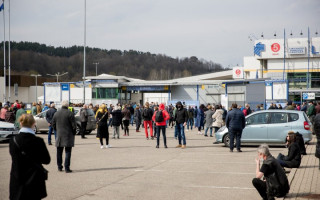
[212,105,224,134]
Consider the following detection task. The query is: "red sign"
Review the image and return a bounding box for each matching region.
[271,43,280,52]
[235,69,241,75]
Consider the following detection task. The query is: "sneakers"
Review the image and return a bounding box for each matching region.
[106,144,111,148]
[156,145,159,148]
[181,145,186,149]
[198,131,201,135]
[164,145,168,148]
[151,136,154,140]
[101,145,104,149]
[146,137,149,140]
[176,144,182,148]
[204,135,208,137]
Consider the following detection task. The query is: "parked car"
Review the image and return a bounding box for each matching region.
[215,110,312,147]
[34,107,97,135]
[0,121,19,141]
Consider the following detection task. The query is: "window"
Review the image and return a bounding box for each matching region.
[246,113,269,125]
[270,113,288,124]
[288,113,299,122]
[93,88,119,99]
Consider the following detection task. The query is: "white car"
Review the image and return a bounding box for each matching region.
[0,121,19,141]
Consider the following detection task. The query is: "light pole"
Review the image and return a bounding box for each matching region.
[30,74,42,102]
[83,0,86,104]
[93,62,99,76]
[47,72,68,82]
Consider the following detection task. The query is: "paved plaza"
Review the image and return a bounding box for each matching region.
[0,126,319,200]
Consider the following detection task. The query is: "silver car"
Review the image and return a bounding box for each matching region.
[34,107,97,135]
[0,121,19,141]
[215,110,312,147]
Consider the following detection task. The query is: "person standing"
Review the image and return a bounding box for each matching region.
[5,107,16,123]
[307,101,316,124]
[80,104,88,139]
[142,102,154,139]
[14,103,27,129]
[195,104,205,135]
[31,102,37,116]
[186,106,194,131]
[225,103,245,152]
[9,114,51,200]
[212,105,224,135]
[252,144,289,200]
[0,104,8,121]
[313,114,320,169]
[52,100,76,173]
[122,105,131,136]
[111,105,122,139]
[134,106,142,132]
[45,103,57,145]
[204,105,214,137]
[152,103,170,148]
[174,101,188,149]
[96,104,110,148]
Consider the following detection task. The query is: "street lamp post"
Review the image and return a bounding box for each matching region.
[30,74,42,102]
[47,72,68,82]
[93,62,99,76]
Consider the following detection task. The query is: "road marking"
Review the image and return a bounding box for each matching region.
[187,185,255,190]
[169,160,256,165]
[134,169,254,175]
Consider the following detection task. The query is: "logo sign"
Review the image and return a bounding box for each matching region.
[61,84,69,91]
[232,67,244,79]
[254,42,265,56]
[303,93,315,100]
[271,43,280,52]
[288,47,305,55]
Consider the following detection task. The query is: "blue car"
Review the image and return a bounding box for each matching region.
[215,110,312,147]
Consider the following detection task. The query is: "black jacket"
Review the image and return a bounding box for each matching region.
[283,142,301,168]
[45,107,57,124]
[111,109,122,126]
[313,114,320,158]
[226,108,246,132]
[175,108,188,124]
[9,132,51,200]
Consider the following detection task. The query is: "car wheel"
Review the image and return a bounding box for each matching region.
[76,125,81,135]
[223,134,231,147]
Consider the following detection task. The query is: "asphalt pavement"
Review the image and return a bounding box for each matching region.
[0,126,297,200]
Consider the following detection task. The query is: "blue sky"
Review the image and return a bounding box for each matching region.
[1,0,319,68]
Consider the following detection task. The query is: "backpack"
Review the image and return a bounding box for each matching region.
[143,109,149,118]
[155,110,164,122]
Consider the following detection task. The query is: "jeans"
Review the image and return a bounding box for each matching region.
[130,115,134,126]
[174,125,179,138]
[48,126,57,144]
[187,119,194,130]
[204,127,213,136]
[57,147,72,170]
[156,126,167,146]
[276,153,289,167]
[229,130,242,150]
[177,123,186,145]
[144,120,153,138]
[113,126,120,138]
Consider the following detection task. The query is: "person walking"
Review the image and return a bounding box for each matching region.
[174,101,188,149]
[142,102,154,139]
[96,104,110,148]
[204,105,214,137]
[14,103,27,129]
[122,105,131,136]
[252,144,289,200]
[80,104,88,139]
[225,103,246,152]
[111,105,122,139]
[45,103,57,145]
[134,106,142,132]
[52,100,76,173]
[9,114,51,200]
[152,103,170,148]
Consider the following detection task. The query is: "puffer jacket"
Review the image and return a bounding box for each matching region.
[212,109,224,128]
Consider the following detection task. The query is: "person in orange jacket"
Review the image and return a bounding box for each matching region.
[152,103,170,148]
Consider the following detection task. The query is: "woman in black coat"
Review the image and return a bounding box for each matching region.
[134,106,142,132]
[96,104,109,148]
[313,114,320,169]
[277,131,301,168]
[9,114,51,200]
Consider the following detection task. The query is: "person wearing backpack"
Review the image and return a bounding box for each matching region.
[252,144,290,200]
[152,103,170,148]
[174,101,189,149]
[142,102,154,140]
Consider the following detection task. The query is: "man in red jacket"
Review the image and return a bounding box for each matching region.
[152,103,170,148]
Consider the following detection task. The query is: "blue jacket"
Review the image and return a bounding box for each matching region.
[226,108,245,132]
